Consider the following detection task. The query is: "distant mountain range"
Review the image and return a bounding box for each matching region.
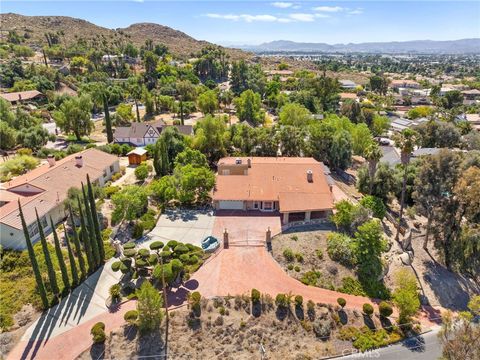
[240,39,480,54]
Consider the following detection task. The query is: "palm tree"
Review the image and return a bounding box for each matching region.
[393,128,419,243]
[364,142,383,194]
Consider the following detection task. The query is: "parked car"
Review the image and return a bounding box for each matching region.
[201,236,219,253]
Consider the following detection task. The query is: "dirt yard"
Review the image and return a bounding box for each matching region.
[271,226,359,291]
[79,296,406,360]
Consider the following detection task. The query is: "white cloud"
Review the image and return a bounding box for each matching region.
[206,13,279,22]
[313,6,344,13]
[314,13,330,19]
[271,2,293,8]
[289,13,315,22]
[348,9,364,15]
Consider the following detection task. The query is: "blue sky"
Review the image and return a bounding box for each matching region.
[2,1,479,45]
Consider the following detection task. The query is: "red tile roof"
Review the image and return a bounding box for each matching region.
[213,157,333,213]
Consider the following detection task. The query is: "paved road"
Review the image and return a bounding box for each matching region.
[339,327,442,360]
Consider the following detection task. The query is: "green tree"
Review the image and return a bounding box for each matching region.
[19,202,48,308]
[77,196,95,272]
[69,205,86,278]
[351,123,373,156]
[369,75,389,95]
[136,281,163,333]
[174,164,215,204]
[329,130,352,170]
[111,185,149,224]
[35,209,59,296]
[197,90,218,115]
[82,185,100,267]
[176,80,196,125]
[135,162,150,181]
[363,143,383,194]
[64,226,79,287]
[310,72,340,112]
[278,103,311,127]
[192,115,228,164]
[153,137,170,177]
[340,99,364,124]
[393,128,420,242]
[174,148,208,168]
[127,77,143,122]
[50,217,70,291]
[234,90,264,126]
[0,122,17,150]
[53,95,93,141]
[392,269,420,325]
[90,83,113,143]
[87,175,104,261]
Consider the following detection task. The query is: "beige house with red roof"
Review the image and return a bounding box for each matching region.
[212,157,334,224]
[0,148,119,250]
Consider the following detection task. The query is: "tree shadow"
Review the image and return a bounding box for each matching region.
[295,305,304,321]
[183,279,199,290]
[338,310,348,325]
[252,301,262,318]
[275,306,288,321]
[400,333,426,353]
[123,324,138,341]
[363,314,376,330]
[380,316,394,331]
[137,328,165,359]
[88,342,106,360]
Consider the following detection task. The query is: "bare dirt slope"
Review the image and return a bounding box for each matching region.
[0,13,248,59]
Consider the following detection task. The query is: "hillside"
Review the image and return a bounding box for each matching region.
[0,13,248,59]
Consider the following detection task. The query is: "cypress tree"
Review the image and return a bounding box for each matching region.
[50,217,70,291]
[82,184,100,267]
[77,196,95,272]
[87,175,104,261]
[68,205,86,279]
[153,137,169,176]
[64,225,79,287]
[19,201,49,308]
[35,209,59,296]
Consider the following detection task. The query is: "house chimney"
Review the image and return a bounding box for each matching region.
[75,155,83,167]
[47,154,56,167]
[235,158,242,165]
[18,94,22,101]
[247,158,251,168]
[307,169,313,183]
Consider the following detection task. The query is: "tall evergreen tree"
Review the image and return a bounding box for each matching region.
[87,175,104,261]
[68,205,86,279]
[64,225,79,287]
[19,202,49,308]
[77,196,95,272]
[82,184,100,266]
[50,217,70,291]
[153,137,170,176]
[35,209,59,296]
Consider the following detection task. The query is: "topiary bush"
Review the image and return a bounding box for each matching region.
[294,295,303,307]
[148,254,158,265]
[363,303,374,316]
[109,284,121,302]
[337,297,346,309]
[188,255,199,265]
[360,195,386,219]
[137,248,150,258]
[91,322,106,343]
[275,293,288,308]
[179,254,190,263]
[167,240,178,249]
[170,259,184,272]
[251,288,261,303]
[378,301,393,318]
[283,248,294,262]
[123,242,136,250]
[149,241,164,251]
[174,244,189,254]
[111,261,121,272]
[124,310,138,325]
[294,265,300,272]
[123,248,137,258]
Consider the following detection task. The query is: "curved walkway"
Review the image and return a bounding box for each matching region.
[191,246,374,309]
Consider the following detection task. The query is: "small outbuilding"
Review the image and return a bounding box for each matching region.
[127,148,147,166]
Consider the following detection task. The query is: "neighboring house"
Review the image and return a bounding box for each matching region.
[389,116,429,132]
[339,80,357,89]
[114,120,193,146]
[457,113,480,131]
[0,90,45,105]
[212,157,334,224]
[0,148,120,250]
[390,80,421,89]
[102,54,137,64]
[127,148,148,166]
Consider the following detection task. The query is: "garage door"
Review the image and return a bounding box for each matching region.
[218,200,244,210]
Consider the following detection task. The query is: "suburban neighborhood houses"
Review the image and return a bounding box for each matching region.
[0,3,479,360]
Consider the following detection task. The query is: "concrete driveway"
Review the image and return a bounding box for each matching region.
[147,209,215,247]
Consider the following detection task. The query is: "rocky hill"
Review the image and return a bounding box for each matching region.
[0,13,248,59]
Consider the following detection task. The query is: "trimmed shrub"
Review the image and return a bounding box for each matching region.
[337,298,346,309]
[167,240,178,249]
[91,322,106,343]
[149,241,164,251]
[188,255,199,265]
[109,284,121,302]
[123,248,137,257]
[170,259,184,273]
[251,288,261,303]
[179,254,190,263]
[301,270,321,286]
[294,265,300,272]
[148,254,158,265]
[174,244,188,254]
[275,293,288,308]
[138,248,150,258]
[313,320,331,338]
[337,277,366,296]
[123,242,136,250]
[283,248,294,262]
[124,310,138,325]
[294,295,303,307]
[379,301,393,318]
[363,303,374,316]
[287,264,294,270]
[360,195,386,219]
[295,253,304,262]
[111,261,121,272]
